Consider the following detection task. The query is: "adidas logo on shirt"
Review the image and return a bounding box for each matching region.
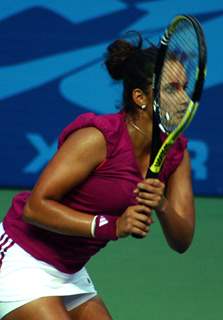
[99,216,109,227]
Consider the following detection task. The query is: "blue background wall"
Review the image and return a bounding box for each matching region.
[0,0,222,195]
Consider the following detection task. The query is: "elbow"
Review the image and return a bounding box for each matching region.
[170,224,195,254]
[174,245,189,254]
[169,235,194,254]
[173,239,193,254]
[23,201,33,223]
[23,199,38,224]
[170,243,189,254]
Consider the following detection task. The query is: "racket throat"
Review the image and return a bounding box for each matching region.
[149,142,173,175]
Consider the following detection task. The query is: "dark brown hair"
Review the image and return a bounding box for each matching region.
[105,32,158,114]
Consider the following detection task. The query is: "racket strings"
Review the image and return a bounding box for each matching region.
[158,20,199,132]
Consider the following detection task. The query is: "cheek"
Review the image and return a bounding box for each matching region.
[161,92,180,107]
[161,92,173,109]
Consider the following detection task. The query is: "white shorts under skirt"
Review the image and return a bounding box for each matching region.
[0,223,97,319]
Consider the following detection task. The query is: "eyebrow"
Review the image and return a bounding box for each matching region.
[166,81,188,89]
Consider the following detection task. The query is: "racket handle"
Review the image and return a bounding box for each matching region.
[146,169,159,179]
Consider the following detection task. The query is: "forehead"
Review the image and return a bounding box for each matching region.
[162,60,187,83]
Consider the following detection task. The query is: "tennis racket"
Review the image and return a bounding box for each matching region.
[147,14,207,178]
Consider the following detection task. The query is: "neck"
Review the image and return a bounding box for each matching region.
[129,121,146,136]
[125,112,153,154]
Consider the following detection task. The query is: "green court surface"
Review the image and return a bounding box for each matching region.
[1,189,223,320]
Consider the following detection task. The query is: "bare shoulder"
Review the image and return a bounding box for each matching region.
[56,126,107,166]
[28,127,107,201]
[63,126,107,151]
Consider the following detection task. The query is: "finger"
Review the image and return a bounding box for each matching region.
[136,197,161,209]
[138,190,163,199]
[134,212,153,225]
[144,178,164,187]
[137,180,164,191]
[133,186,162,196]
[137,184,164,195]
[131,226,148,238]
[134,205,152,215]
[133,220,150,232]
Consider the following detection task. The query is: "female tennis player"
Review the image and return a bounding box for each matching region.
[0,34,195,320]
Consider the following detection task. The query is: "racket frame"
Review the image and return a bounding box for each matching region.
[148,14,207,177]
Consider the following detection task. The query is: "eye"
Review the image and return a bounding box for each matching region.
[163,83,179,94]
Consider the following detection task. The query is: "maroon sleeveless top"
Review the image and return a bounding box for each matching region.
[3,112,187,273]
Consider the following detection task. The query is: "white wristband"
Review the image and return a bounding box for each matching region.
[91,215,97,238]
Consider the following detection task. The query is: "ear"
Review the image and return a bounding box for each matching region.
[132,88,147,107]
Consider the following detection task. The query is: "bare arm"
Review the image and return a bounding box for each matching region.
[156,150,195,253]
[23,127,107,237]
[24,126,156,240]
[135,150,195,253]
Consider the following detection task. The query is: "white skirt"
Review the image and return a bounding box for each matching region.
[0,223,97,319]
